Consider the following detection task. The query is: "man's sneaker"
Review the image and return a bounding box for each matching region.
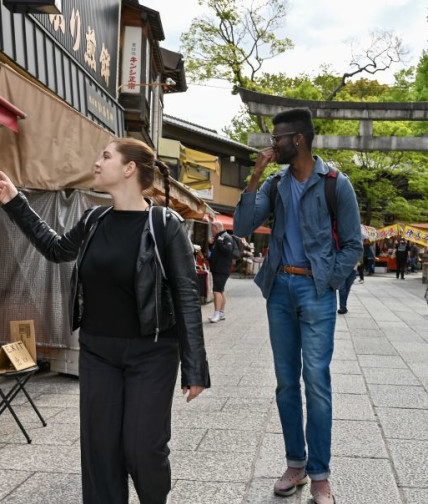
[209,312,221,323]
[337,307,348,314]
[274,467,308,497]
[310,479,336,504]
[358,279,364,283]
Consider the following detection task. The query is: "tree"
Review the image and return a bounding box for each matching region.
[180,0,293,131]
[413,50,428,100]
[181,0,292,87]
[330,150,428,226]
[327,30,408,99]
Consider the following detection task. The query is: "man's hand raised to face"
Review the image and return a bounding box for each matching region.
[246,147,277,193]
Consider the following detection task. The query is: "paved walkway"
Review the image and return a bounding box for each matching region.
[0,273,427,503]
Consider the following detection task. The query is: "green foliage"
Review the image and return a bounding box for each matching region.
[180,0,293,86]
[414,51,428,100]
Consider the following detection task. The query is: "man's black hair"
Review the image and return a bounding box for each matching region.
[272,107,315,149]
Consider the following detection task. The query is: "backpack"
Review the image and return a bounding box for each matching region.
[269,166,340,250]
[230,234,244,260]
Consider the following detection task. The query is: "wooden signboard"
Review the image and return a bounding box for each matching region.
[0,320,37,373]
[0,341,36,373]
[10,320,37,363]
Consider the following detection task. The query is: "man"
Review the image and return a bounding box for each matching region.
[364,239,375,276]
[337,263,358,314]
[208,221,233,323]
[394,238,410,279]
[409,243,418,273]
[234,108,362,504]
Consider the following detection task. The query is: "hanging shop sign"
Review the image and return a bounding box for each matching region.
[33,0,120,96]
[86,83,117,131]
[360,225,378,242]
[402,225,428,246]
[376,224,401,240]
[120,26,143,94]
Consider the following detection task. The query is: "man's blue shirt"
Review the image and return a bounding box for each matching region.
[233,156,362,299]
[282,175,311,268]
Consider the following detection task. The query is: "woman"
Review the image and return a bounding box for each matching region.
[0,138,210,504]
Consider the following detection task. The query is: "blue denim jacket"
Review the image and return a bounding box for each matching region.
[233,156,363,299]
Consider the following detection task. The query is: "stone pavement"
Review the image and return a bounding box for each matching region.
[0,273,427,503]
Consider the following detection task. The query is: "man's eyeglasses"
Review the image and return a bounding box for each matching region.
[270,131,299,145]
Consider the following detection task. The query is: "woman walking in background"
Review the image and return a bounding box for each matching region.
[0,138,210,504]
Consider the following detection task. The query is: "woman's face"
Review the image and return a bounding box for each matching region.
[92,142,126,191]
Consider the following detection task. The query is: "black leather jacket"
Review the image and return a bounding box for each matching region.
[208,230,233,275]
[2,193,210,388]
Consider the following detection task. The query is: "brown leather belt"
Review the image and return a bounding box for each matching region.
[280,265,313,277]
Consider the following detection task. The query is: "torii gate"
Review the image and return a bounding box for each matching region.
[238,87,428,152]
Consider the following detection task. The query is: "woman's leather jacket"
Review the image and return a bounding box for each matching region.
[2,193,210,388]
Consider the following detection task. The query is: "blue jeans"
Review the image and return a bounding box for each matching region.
[266,271,336,480]
[338,270,356,308]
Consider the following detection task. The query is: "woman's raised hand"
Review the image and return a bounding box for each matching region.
[0,171,18,204]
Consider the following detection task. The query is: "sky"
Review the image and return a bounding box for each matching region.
[141,0,428,133]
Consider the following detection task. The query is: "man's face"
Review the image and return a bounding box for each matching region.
[271,123,299,165]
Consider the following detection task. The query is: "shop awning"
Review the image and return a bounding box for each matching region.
[213,213,271,235]
[180,146,218,190]
[158,138,218,191]
[0,95,26,132]
[410,222,428,229]
[0,62,116,190]
[0,63,208,219]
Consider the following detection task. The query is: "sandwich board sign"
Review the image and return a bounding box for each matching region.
[0,320,37,373]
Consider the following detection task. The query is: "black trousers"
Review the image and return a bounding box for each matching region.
[79,332,180,504]
[396,256,406,278]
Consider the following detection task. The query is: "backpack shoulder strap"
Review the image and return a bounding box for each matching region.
[325,165,338,221]
[269,173,281,214]
[149,206,168,279]
[83,205,111,234]
[325,165,339,250]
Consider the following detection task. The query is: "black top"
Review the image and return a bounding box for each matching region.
[395,241,410,259]
[208,230,233,275]
[79,210,147,338]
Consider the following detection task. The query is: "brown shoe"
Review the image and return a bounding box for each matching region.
[310,479,336,504]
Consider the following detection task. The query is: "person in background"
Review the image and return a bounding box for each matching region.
[394,238,410,280]
[0,138,210,504]
[357,250,364,283]
[364,239,375,275]
[208,221,233,323]
[234,107,361,504]
[409,243,418,273]
[337,263,358,314]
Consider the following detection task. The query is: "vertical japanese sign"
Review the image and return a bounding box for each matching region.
[33,0,120,96]
[120,26,143,94]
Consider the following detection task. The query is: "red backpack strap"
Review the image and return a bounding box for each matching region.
[325,166,339,250]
